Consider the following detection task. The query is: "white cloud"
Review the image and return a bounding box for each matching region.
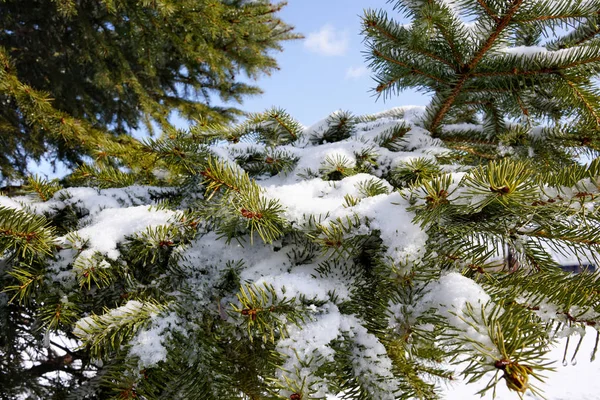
[304,25,349,56]
[345,66,369,80]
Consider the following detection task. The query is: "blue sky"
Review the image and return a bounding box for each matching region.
[222,0,430,126]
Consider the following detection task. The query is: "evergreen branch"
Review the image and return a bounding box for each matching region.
[237,196,286,245]
[373,50,450,87]
[448,145,498,160]
[563,79,600,126]
[486,269,600,331]
[428,0,524,132]
[469,7,515,59]
[562,56,600,70]
[375,124,410,151]
[515,93,530,117]
[141,128,210,175]
[559,311,597,327]
[232,147,299,177]
[246,107,303,145]
[39,298,82,331]
[24,175,62,202]
[374,76,401,94]
[363,14,455,68]
[441,136,498,146]
[4,264,45,304]
[0,47,135,171]
[550,14,600,50]
[471,67,557,77]
[50,0,77,16]
[319,154,357,181]
[445,301,553,397]
[428,76,472,133]
[462,88,513,93]
[476,0,500,22]
[527,229,600,247]
[433,18,464,68]
[231,283,304,343]
[356,178,390,198]
[310,110,358,144]
[519,14,593,23]
[0,206,57,258]
[462,159,538,209]
[201,158,246,197]
[73,255,116,290]
[73,300,165,360]
[390,158,441,188]
[200,156,286,243]
[272,114,298,140]
[68,164,137,189]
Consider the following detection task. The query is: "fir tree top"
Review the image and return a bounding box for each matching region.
[364,0,600,144]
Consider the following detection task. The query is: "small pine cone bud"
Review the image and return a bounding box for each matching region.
[504,371,529,393]
[241,208,254,218]
[241,308,258,321]
[240,209,263,219]
[494,359,510,370]
[504,363,530,393]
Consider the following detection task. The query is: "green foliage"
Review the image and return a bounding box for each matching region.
[73,300,165,360]
[72,253,116,289]
[445,302,554,397]
[463,159,537,210]
[0,206,56,259]
[68,164,139,189]
[232,147,299,177]
[246,107,304,146]
[200,156,286,244]
[319,154,357,181]
[375,124,410,151]
[38,295,82,331]
[24,175,63,202]
[390,157,441,188]
[354,147,379,174]
[363,0,600,145]
[312,111,357,144]
[0,0,300,180]
[356,178,390,197]
[232,283,305,343]
[4,263,46,304]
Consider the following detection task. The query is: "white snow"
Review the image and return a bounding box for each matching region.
[275,303,345,397]
[499,45,550,57]
[23,185,171,216]
[419,272,495,350]
[129,312,181,369]
[72,205,176,261]
[0,195,29,210]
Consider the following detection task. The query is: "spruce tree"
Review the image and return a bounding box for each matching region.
[2,1,600,399]
[0,0,299,181]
